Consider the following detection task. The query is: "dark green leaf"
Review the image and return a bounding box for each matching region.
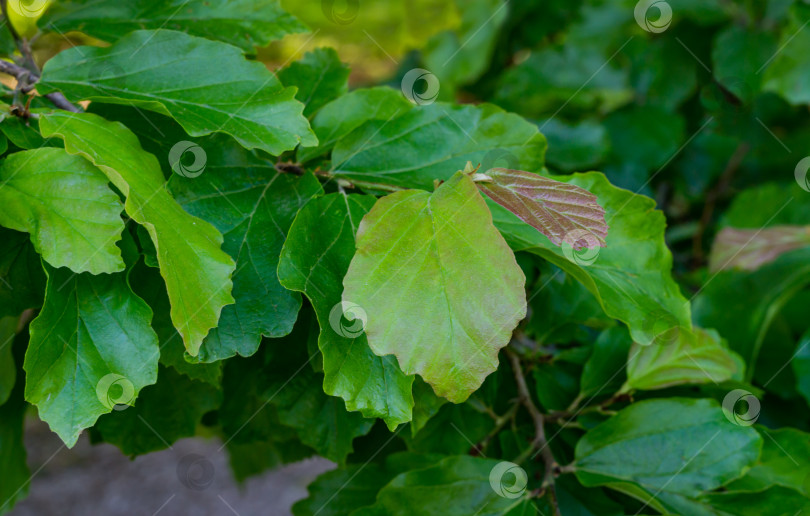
[278,48,350,118]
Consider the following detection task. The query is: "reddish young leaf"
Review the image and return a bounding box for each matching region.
[475,167,608,248]
[709,226,810,272]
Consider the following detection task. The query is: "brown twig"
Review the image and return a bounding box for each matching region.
[0,1,81,113]
[692,142,749,265]
[506,348,561,516]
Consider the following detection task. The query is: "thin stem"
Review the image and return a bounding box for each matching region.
[506,349,561,516]
[0,1,81,113]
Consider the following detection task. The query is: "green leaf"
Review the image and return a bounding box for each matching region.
[623,328,740,392]
[762,5,810,105]
[0,116,50,150]
[541,118,610,172]
[493,171,692,346]
[293,452,442,516]
[702,486,810,516]
[24,264,160,447]
[353,455,533,515]
[0,331,28,516]
[0,317,15,406]
[578,326,631,400]
[38,30,316,156]
[712,26,777,102]
[42,0,306,52]
[40,111,236,356]
[278,193,414,430]
[227,438,315,484]
[343,172,526,402]
[603,106,685,171]
[410,376,447,437]
[574,398,762,497]
[403,402,492,454]
[128,262,222,386]
[726,427,810,497]
[0,148,125,274]
[477,167,608,247]
[694,248,810,376]
[332,103,546,191]
[278,47,350,118]
[93,366,221,456]
[0,228,45,319]
[297,86,412,164]
[170,167,322,362]
[792,330,810,406]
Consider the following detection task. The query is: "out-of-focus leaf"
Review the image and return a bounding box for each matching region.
[603,106,685,171]
[712,26,777,102]
[709,226,810,272]
[0,148,125,274]
[38,30,316,156]
[542,118,610,172]
[0,317,16,407]
[278,48,350,118]
[93,366,221,456]
[792,329,810,407]
[477,167,607,247]
[40,112,236,357]
[0,228,45,319]
[623,328,739,391]
[694,248,810,375]
[579,326,632,400]
[762,5,810,105]
[0,330,28,515]
[42,0,306,52]
[343,172,526,402]
[278,193,414,430]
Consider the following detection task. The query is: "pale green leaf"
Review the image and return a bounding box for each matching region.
[0,148,125,274]
[343,172,526,402]
[624,328,740,391]
[38,30,316,156]
[40,111,236,356]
